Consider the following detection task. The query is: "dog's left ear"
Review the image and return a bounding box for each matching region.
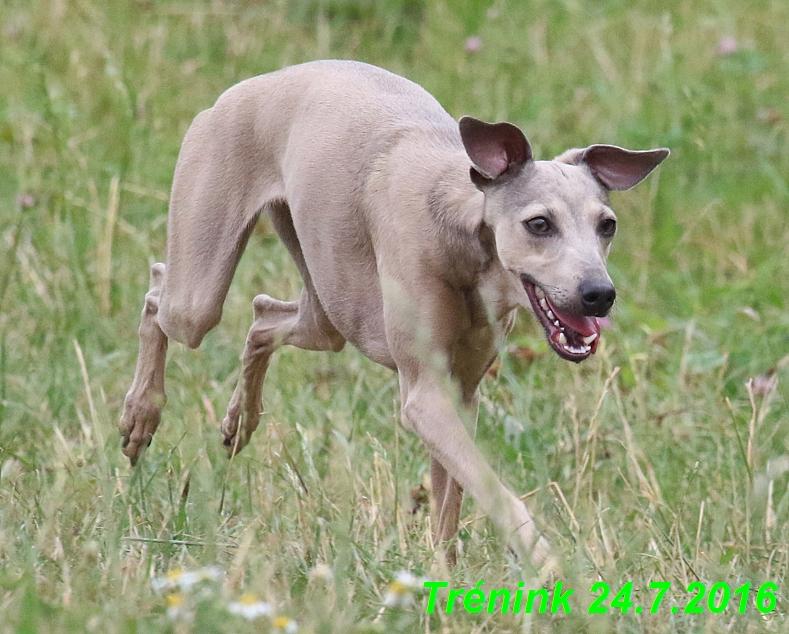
[459,116,533,188]
[557,145,669,191]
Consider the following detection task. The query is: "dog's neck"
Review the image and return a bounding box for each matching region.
[425,156,500,288]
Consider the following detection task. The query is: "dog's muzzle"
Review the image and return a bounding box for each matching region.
[522,277,603,362]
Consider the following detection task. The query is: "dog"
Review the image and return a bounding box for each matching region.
[120,60,668,566]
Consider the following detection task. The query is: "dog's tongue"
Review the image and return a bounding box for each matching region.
[550,302,600,337]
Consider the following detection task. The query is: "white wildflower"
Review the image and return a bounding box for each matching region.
[152,568,182,593]
[383,570,428,608]
[152,566,223,593]
[272,615,298,633]
[228,594,273,621]
[166,592,193,621]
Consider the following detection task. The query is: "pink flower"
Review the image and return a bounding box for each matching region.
[464,36,482,53]
[717,37,738,56]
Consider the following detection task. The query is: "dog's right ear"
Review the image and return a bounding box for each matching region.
[459,116,533,188]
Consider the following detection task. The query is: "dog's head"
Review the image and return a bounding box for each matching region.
[459,116,668,362]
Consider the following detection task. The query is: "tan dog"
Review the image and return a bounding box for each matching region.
[120,60,667,565]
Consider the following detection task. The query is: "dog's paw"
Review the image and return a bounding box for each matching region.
[532,538,561,583]
[530,535,552,567]
[120,390,166,465]
[220,403,251,457]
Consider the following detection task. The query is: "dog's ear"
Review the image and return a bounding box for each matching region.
[557,145,669,191]
[459,116,532,188]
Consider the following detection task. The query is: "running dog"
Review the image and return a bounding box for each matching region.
[120,60,668,565]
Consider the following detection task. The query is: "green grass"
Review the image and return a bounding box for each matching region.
[1,0,788,631]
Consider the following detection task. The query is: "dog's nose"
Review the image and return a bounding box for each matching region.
[579,280,616,317]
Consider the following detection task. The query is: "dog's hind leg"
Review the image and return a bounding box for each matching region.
[120,263,169,464]
[221,203,346,454]
[157,113,267,349]
[120,101,276,462]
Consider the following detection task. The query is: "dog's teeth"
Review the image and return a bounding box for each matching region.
[582,333,598,345]
[535,287,545,299]
[546,309,555,321]
[554,320,561,328]
[539,299,549,311]
[561,340,591,355]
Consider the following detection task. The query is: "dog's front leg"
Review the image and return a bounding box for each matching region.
[384,272,547,564]
[400,375,549,566]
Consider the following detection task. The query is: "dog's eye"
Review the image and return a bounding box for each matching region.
[523,217,553,236]
[598,218,617,237]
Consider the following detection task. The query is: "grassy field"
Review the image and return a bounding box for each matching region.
[1,0,788,631]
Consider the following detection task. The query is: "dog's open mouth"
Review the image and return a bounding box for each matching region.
[522,278,600,362]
